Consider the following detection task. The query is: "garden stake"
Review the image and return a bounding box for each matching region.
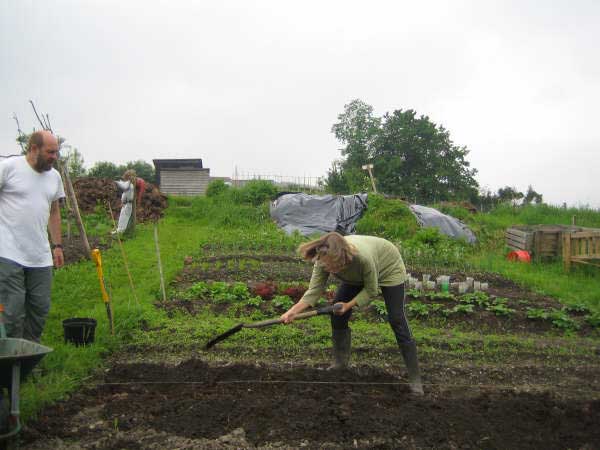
[153,221,167,302]
[108,201,139,305]
[91,248,115,335]
[205,303,342,349]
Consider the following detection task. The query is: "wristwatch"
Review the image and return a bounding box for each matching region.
[51,244,63,250]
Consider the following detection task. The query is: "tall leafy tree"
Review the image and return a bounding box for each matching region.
[523,185,543,204]
[88,161,122,179]
[373,109,478,202]
[331,99,381,167]
[326,99,380,192]
[87,160,155,183]
[497,186,524,203]
[327,100,479,203]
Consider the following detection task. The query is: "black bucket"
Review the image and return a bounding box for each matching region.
[63,318,97,346]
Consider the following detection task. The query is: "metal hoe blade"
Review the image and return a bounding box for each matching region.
[204,323,244,350]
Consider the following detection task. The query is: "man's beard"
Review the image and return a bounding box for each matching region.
[35,154,54,172]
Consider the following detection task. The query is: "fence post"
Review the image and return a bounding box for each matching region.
[562,232,571,272]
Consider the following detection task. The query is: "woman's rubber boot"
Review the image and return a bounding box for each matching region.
[328,328,351,370]
[400,341,424,396]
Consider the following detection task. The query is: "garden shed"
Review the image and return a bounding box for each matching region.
[152,159,210,196]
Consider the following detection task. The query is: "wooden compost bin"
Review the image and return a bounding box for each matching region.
[562,230,600,271]
[505,225,597,261]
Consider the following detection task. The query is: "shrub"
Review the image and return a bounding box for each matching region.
[355,195,418,241]
[234,180,278,206]
[206,179,230,197]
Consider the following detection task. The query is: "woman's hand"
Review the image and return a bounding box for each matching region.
[333,301,354,315]
[333,299,358,315]
[280,310,297,324]
[280,301,310,324]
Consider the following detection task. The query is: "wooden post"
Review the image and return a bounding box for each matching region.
[562,232,571,272]
[154,222,167,302]
[56,160,73,240]
[571,215,576,226]
[60,165,91,258]
[533,230,542,263]
[362,164,377,193]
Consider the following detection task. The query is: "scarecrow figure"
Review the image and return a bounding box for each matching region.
[113,169,136,235]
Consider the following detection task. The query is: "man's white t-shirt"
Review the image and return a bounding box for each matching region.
[0,156,65,267]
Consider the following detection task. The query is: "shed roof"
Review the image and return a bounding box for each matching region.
[153,159,203,170]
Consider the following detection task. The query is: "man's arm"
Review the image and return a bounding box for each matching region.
[48,200,64,268]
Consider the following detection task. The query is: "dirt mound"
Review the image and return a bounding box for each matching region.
[72,178,168,222]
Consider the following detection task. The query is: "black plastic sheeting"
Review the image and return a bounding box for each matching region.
[409,204,477,243]
[270,192,368,236]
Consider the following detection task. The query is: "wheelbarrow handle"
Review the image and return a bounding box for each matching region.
[244,303,342,329]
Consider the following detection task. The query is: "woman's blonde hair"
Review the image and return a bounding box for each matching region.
[123,169,136,181]
[298,231,357,273]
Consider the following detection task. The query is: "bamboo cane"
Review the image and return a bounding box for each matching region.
[154,221,167,302]
[107,202,139,305]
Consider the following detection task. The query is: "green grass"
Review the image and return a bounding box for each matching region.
[17,191,600,422]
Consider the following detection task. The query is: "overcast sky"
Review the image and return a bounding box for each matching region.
[1,0,598,207]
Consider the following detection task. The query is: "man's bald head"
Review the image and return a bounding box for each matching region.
[26,130,60,172]
[27,130,58,153]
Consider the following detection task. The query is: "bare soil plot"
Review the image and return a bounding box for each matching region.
[22,359,600,449]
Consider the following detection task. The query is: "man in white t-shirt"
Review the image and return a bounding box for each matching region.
[0,130,65,342]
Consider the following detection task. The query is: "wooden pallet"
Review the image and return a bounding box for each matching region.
[563,230,600,271]
[506,225,600,260]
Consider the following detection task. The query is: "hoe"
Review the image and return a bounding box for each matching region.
[205,303,342,349]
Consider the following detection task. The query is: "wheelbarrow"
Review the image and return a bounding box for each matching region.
[0,338,53,447]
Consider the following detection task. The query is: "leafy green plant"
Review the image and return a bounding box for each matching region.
[406,301,429,317]
[371,300,387,320]
[526,308,549,320]
[231,282,250,300]
[246,296,263,308]
[209,282,237,303]
[526,307,580,331]
[406,288,422,298]
[425,291,455,301]
[459,291,490,307]
[563,303,590,314]
[185,281,209,299]
[429,303,445,313]
[584,311,600,328]
[271,295,294,311]
[443,304,475,316]
[548,309,580,331]
[486,303,516,316]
